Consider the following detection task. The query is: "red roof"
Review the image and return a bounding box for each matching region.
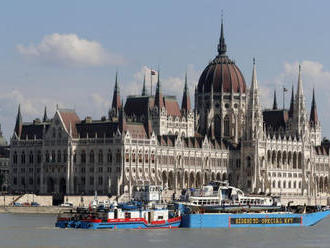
[58,109,80,137]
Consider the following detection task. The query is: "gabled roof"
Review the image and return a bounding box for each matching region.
[163,96,181,117]
[58,109,80,137]
[125,123,147,139]
[125,95,181,118]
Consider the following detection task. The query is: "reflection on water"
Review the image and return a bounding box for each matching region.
[1,213,330,248]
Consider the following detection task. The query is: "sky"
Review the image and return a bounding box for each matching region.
[1,0,330,140]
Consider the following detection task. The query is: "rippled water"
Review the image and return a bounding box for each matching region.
[0,213,330,248]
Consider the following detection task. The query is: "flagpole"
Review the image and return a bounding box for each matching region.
[283,86,285,110]
[150,68,153,96]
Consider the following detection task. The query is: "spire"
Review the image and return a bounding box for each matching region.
[273,90,278,110]
[109,71,121,119]
[297,64,303,96]
[246,58,263,140]
[250,58,258,91]
[217,14,227,56]
[181,72,191,113]
[154,69,164,109]
[43,106,48,122]
[142,73,147,96]
[14,104,23,137]
[289,84,294,118]
[310,88,319,126]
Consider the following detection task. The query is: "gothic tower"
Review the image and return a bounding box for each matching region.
[108,72,121,120]
[309,88,321,145]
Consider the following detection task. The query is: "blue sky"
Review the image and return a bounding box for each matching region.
[1,0,330,140]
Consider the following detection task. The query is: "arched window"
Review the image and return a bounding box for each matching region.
[21,151,26,164]
[13,151,18,164]
[278,181,281,188]
[45,151,50,163]
[29,151,33,164]
[293,152,297,169]
[107,150,112,163]
[63,150,67,163]
[246,156,251,168]
[273,180,276,188]
[81,150,86,164]
[98,150,103,164]
[224,115,230,137]
[58,128,62,139]
[298,152,302,169]
[51,150,56,163]
[267,150,271,164]
[37,151,42,164]
[57,150,61,162]
[90,150,94,163]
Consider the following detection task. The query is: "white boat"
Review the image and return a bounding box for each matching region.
[180,181,281,212]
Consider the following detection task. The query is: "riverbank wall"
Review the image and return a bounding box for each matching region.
[0,206,65,214]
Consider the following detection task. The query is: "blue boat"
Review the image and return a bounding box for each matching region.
[180,210,330,228]
[56,206,181,229]
[56,185,181,230]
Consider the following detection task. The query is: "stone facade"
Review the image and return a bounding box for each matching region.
[9,19,330,203]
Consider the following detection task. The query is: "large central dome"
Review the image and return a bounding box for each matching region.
[197,22,246,94]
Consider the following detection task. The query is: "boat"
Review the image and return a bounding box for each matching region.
[56,185,181,229]
[179,181,281,212]
[180,209,330,228]
[177,181,330,228]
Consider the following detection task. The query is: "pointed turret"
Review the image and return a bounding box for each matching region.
[109,71,121,119]
[14,104,23,138]
[246,58,263,140]
[142,73,147,96]
[293,64,307,135]
[181,72,191,113]
[297,64,303,96]
[217,16,227,55]
[154,70,164,109]
[43,106,48,122]
[289,85,294,118]
[273,90,278,110]
[250,58,258,92]
[310,88,319,127]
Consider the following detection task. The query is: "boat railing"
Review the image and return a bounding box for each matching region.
[190,190,219,198]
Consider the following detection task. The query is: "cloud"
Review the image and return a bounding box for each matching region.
[17,33,125,67]
[87,93,111,118]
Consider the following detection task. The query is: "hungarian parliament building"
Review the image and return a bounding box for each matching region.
[9,21,329,202]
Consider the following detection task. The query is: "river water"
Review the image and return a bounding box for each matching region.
[0,213,330,248]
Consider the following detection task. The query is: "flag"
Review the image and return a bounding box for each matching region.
[151,70,156,75]
[283,87,288,92]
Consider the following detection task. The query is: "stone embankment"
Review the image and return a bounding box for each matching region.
[0,206,68,214]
